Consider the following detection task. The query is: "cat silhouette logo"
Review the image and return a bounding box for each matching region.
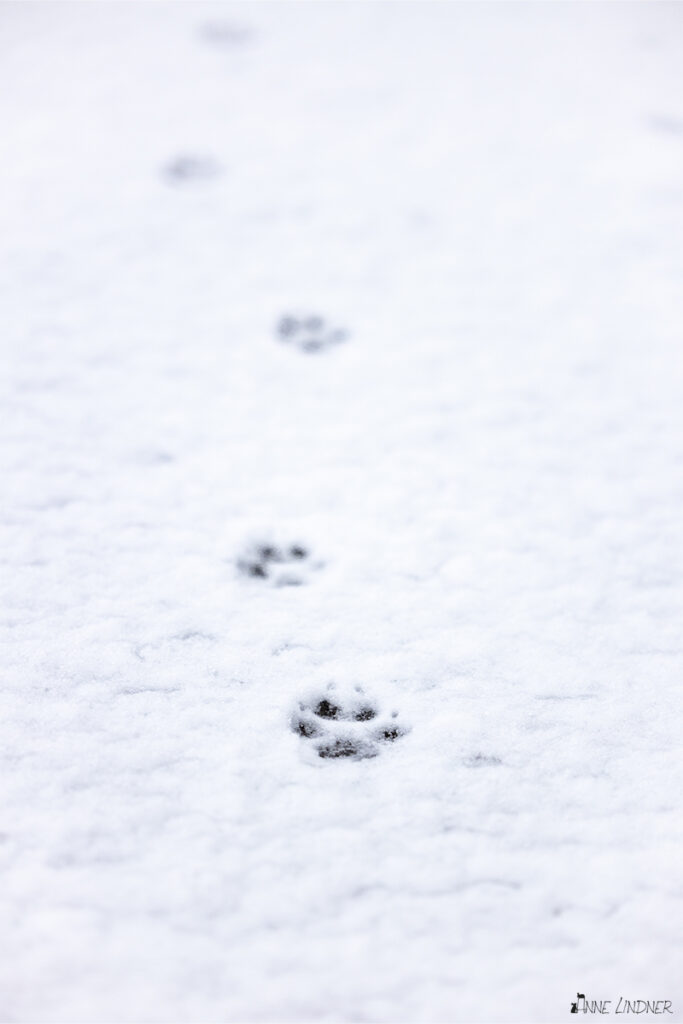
[571,994,586,1013]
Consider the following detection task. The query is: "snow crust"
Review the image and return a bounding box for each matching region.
[1,3,682,1020]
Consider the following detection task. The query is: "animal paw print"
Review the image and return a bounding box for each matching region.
[199,21,254,46]
[276,314,348,353]
[292,686,408,760]
[237,540,320,586]
[163,155,222,184]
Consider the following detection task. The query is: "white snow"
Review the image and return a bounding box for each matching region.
[1,2,683,1021]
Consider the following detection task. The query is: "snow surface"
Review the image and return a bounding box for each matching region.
[1,2,683,1021]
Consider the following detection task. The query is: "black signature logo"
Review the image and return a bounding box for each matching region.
[571,993,673,1015]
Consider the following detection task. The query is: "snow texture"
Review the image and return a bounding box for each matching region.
[1,2,683,1021]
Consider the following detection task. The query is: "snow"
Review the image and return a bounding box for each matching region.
[1,2,683,1021]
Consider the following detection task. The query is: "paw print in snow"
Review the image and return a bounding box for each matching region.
[276,314,348,353]
[237,540,320,586]
[163,155,222,184]
[292,686,408,760]
[199,22,254,46]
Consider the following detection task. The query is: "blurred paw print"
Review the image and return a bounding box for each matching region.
[198,22,254,47]
[276,314,349,354]
[237,540,322,587]
[162,155,222,185]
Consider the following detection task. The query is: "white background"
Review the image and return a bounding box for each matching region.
[1,2,682,1021]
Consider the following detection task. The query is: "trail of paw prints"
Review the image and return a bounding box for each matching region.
[237,540,321,587]
[276,314,348,354]
[162,155,222,185]
[292,686,409,760]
